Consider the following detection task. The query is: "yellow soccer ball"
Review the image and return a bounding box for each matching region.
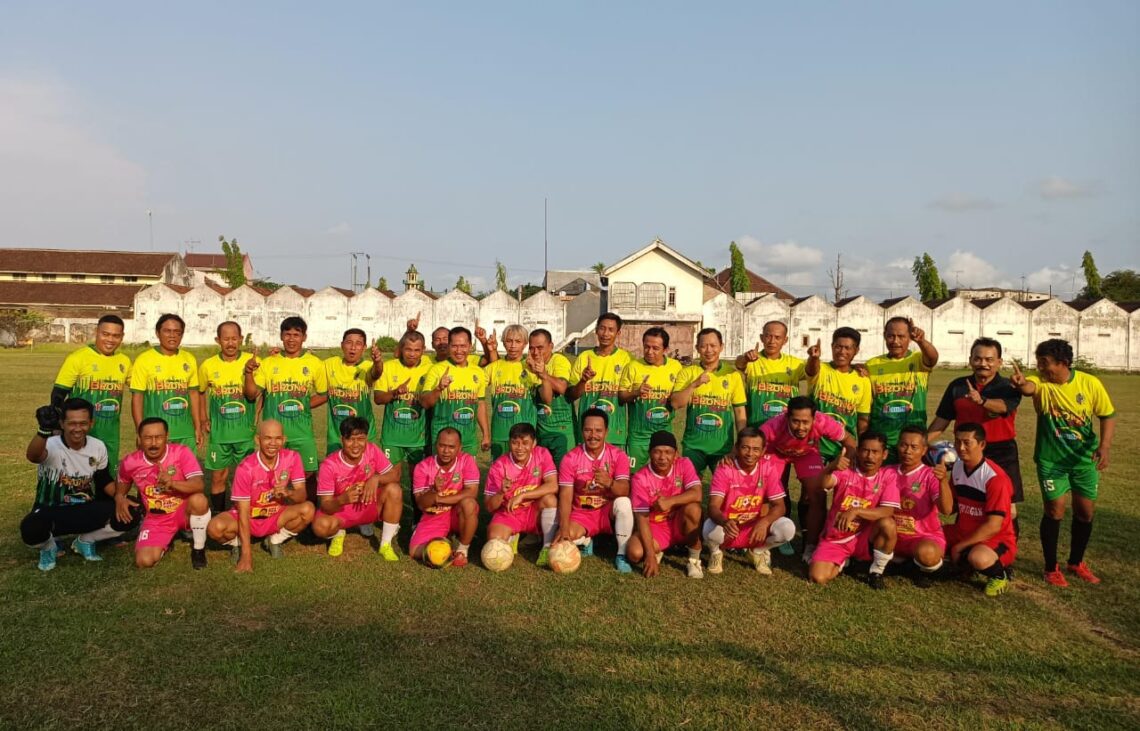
[548,541,582,574]
[424,539,453,568]
[481,538,515,573]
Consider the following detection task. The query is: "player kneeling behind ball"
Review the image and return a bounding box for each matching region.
[484,422,560,567]
[626,431,704,579]
[409,428,481,567]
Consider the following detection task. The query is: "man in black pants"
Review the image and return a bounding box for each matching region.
[21,398,141,571]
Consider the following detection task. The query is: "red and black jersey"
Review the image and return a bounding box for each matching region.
[935,374,1021,444]
[950,458,1016,549]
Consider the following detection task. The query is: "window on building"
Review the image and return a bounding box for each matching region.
[41,273,57,281]
[12,273,27,281]
[667,286,676,307]
[637,282,666,310]
[71,274,86,281]
[997,330,1013,336]
[610,282,636,309]
[125,276,138,282]
[101,275,115,283]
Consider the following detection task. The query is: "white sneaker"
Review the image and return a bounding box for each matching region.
[750,548,773,576]
[707,549,724,574]
[802,544,816,564]
[687,558,704,579]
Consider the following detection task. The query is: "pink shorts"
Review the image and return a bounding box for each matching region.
[720,519,769,550]
[812,530,872,567]
[136,509,190,550]
[327,501,379,531]
[490,503,542,535]
[569,506,613,538]
[227,508,284,538]
[646,512,688,551]
[410,509,463,550]
[894,531,947,558]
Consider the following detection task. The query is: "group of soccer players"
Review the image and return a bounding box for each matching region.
[23,309,1115,596]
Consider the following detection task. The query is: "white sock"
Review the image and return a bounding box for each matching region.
[269,527,297,545]
[226,537,241,547]
[702,520,724,552]
[380,522,399,546]
[916,558,943,573]
[870,549,894,575]
[33,535,57,551]
[540,508,558,547]
[190,511,210,549]
[687,547,701,561]
[764,516,797,549]
[573,536,591,547]
[458,543,470,556]
[79,523,123,543]
[612,496,633,556]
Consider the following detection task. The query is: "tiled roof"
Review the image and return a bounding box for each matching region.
[0,281,141,308]
[0,248,179,276]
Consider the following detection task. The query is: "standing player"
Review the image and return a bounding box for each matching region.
[553,408,635,573]
[735,321,806,427]
[206,420,315,570]
[1012,339,1115,586]
[703,428,797,576]
[945,423,1018,597]
[527,328,577,463]
[484,325,539,460]
[375,330,432,482]
[891,426,955,586]
[420,327,490,455]
[198,321,257,515]
[626,432,704,579]
[324,328,384,454]
[808,432,900,589]
[567,313,632,447]
[51,314,130,475]
[409,428,481,566]
[21,399,140,571]
[130,313,202,449]
[483,423,559,566]
[312,417,403,560]
[115,417,211,570]
[866,317,939,460]
[619,327,682,472]
[244,316,328,483]
[670,327,747,476]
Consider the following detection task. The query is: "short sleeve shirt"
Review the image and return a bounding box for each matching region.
[412,452,481,515]
[316,443,394,498]
[822,468,901,542]
[129,348,200,442]
[253,353,328,443]
[631,457,702,523]
[761,411,847,459]
[198,353,256,445]
[742,354,806,426]
[231,449,307,518]
[484,447,558,502]
[34,435,108,508]
[557,443,631,510]
[1026,371,1115,466]
[709,455,787,524]
[675,362,746,455]
[117,444,204,514]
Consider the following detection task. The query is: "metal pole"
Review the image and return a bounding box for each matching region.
[147,209,153,250]
[544,198,548,279]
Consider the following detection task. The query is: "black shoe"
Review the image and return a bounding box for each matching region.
[867,572,886,590]
[191,548,208,570]
[912,572,936,589]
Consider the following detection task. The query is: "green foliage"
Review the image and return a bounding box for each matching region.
[1079,251,1102,300]
[455,276,472,294]
[218,235,247,288]
[1072,354,1102,374]
[728,241,749,294]
[520,283,544,299]
[591,261,605,274]
[0,309,50,346]
[495,260,508,292]
[912,253,949,301]
[375,336,397,351]
[377,276,389,292]
[250,278,283,292]
[1101,269,1140,302]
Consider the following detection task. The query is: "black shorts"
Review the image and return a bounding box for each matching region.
[985,440,1024,504]
[20,501,140,546]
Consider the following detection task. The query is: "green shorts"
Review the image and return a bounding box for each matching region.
[288,438,320,473]
[1038,460,1100,501]
[491,440,510,461]
[683,447,731,475]
[626,437,651,474]
[205,440,255,470]
[537,426,575,464]
[169,435,197,450]
[383,445,425,470]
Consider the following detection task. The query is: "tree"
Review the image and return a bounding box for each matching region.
[1079,251,1103,300]
[827,253,847,303]
[1101,269,1140,302]
[495,260,508,292]
[728,241,749,295]
[591,262,606,274]
[218,235,247,287]
[377,276,389,292]
[912,253,949,301]
[250,278,282,292]
[455,276,472,295]
[0,309,51,346]
[520,283,544,299]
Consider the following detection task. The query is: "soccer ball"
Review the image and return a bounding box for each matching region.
[924,441,958,467]
[424,539,453,568]
[481,538,515,573]
[548,542,582,574]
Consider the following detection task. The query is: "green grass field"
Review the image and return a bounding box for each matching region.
[1,345,1137,730]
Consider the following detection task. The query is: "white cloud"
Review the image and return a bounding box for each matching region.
[1038,175,1099,199]
[325,221,352,236]
[946,250,1012,289]
[736,234,824,284]
[1025,264,1083,297]
[929,193,998,212]
[838,256,914,299]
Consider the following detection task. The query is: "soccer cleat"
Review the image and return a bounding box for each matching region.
[707,550,724,575]
[1067,562,1101,585]
[71,537,103,562]
[778,541,796,557]
[984,575,1010,597]
[867,572,886,591]
[1043,568,1069,587]
[579,538,594,557]
[358,523,375,538]
[378,543,399,562]
[536,546,550,568]
[614,555,633,574]
[264,540,284,559]
[191,548,208,570]
[509,534,519,555]
[451,551,469,568]
[750,548,773,576]
[686,558,704,579]
[38,546,58,572]
[328,531,346,557]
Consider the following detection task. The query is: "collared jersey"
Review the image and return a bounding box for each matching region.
[619,357,683,442]
[34,435,108,508]
[253,352,328,442]
[631,458,702,523]
[934,374,1021,445]
[422,360,488,445]
[950,458,1016,549]
[1026,371,1114,465]
[810,362,872,459]
[324,356,377,446]
[709,455,787,524]
[117,444,204,515]
[484,447,558,502]
[822,468,901,542]
[426,353,482,368]
[890,463,946,538]
[231,449,306,519]
[484,359,541,441]
[129,348,199,442]
[761,411,847,459]
[316,443,394,498]
[54,345,130,441]
[557,443,631,510]
[742,353,806,426]
[867,350,933,447]
[412,452,481,515]
[378,357,432,448]
[535,353,575,433]
[569,347,632,444]
[675,362,746,455]
[198,353,256,445]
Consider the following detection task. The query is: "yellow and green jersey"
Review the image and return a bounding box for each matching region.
[54,345,130,452]
[253,352,328,444]
[198,353,256,445]
[422,360,487,447]
[620,357,683,443]
[810,362,872,460]
[536,353,575,435]
[129,348,199,442]
[426,353,482,368]
[379,357,432,448]
[484,359,540,442]
[675,362,746,455]
[867,350,932,448]
[742,353,806,426]
[325,356,377,446]
[569,347,632,444]
[1027,371,1115,466]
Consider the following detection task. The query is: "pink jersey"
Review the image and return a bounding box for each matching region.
[631,457,701,523]
[890,463,945,538]
[485,447,557,503]
[317,443,394,499]
[761,411,846,459]
[118,444,203,515]
[822,468,901,541]
[231,449,306,519]
[709,454,787,524]
[557,443,631,510]
[412,452,481,515]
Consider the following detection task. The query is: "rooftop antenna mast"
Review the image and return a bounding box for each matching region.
[350,252,371,292]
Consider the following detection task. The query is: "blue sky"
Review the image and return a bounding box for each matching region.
[2,2,1137,298]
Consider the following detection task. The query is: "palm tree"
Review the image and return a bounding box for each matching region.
[591,261,605,274]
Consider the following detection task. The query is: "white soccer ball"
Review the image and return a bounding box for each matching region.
[481,538,515,572]
[548,541,582,574]
[925,441,958,466]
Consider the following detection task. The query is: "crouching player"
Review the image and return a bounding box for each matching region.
[703,427,796,576]
[312,417,402,560]
[410,428,481,567]
[627,432,703,578]
[553,408,635,573]
[946,423,1018,597]
[484,423,559,566]
[808,432,900,589]
[115,417,211,570]
[207,419,314,570]
[891,426,954,586]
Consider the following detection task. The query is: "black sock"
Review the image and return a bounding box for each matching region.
[1040,516,1061,572]
[797,500,809,530]
[210,492,226,515]
[978,560,1005,579]
[1068,518,1093,566]
[1012,516,1020,539]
